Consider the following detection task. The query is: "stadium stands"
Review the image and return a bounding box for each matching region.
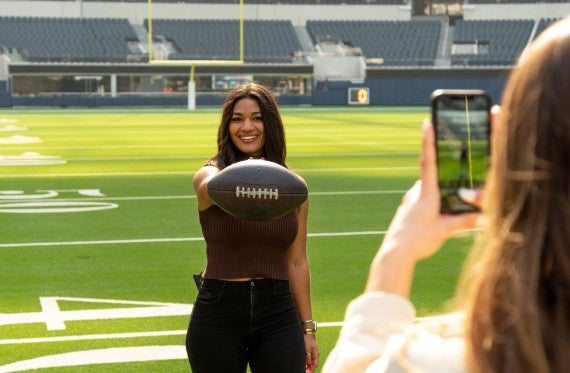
[145,19,303,63]
[534,17,561,39]
[0,15,565,66]
[306,20,440,65]
[0,17,139,62]
[451,19,534,66]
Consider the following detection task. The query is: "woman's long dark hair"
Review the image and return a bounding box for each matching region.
[207,82,287,169]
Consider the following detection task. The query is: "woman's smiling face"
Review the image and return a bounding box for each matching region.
[229,97,265,157]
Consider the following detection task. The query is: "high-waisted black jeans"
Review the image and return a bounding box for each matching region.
[186,277,305,373]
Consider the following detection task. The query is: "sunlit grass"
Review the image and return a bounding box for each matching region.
[0,107,474,372]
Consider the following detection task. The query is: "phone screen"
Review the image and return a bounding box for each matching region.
[431,89,491,214]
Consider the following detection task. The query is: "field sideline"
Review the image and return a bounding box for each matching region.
[0,107,477,372]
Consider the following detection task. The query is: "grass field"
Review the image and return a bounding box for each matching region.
[0,107,477,372]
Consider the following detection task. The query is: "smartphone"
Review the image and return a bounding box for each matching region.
[431,89,491,214]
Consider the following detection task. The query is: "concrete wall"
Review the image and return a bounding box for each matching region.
[463,4,570,22]
[0,1,409,26]
[1,1,568,26]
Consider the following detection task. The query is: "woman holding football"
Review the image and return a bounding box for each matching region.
[186,82,319,373]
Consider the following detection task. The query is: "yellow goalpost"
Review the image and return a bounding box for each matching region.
[146,0,245,110]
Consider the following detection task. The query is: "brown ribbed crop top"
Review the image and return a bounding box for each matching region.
[199,205,298,280]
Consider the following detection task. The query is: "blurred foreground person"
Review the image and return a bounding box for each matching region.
[323,17,570,373]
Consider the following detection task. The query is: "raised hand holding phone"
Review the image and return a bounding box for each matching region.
[365,120,480,297]
[431,89,491,214]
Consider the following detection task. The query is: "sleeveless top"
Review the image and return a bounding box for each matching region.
[198,205,298,280]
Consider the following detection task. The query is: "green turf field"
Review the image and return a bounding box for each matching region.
[0,107,477,372]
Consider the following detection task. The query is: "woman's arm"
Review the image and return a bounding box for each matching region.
[366,120,479,296]
[362,107,498,297]
[192,165,220,211]
[287,198,319,372]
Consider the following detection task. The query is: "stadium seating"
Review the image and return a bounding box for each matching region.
[145,19,303,63]
[0,16,139,62]
[0,14,565,66]
[451,19,534,66]
[534,17,561,39]
[306,20,441,66]
[0,15,319,65]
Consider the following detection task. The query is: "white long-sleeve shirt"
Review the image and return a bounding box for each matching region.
[323,292,466,373]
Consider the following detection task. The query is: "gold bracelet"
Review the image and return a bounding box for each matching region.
[301,319,317,334]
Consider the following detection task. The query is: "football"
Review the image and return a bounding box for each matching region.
[207,159,308,221]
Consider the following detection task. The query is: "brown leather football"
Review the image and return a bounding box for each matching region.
[207,159,308,221]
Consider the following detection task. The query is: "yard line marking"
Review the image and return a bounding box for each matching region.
[0,297,192,331]
[2,171,193,178]
[62,155,209,161]
[0,228,480,249]
[0,231,386,248]
[301,166,417,172]
[0,331,186,345]
[293,151,418,157]
[4,144,214,150]
[311,190,406,196]
[1,189,406,203]
[0,346,186,372]
[0,322,345,346]
[3,166,418,178]
[26,195,199,202]
[4,140,418,151]
[10,152,418,162]
[0,237,205,248]
[309,231,387,237]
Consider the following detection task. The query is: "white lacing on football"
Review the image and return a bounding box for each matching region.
[235,186,279,199]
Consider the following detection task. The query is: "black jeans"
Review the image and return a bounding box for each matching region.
[186,278,305,373]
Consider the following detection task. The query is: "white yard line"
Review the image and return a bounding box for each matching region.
[0,324,345,346]
[0,231,387,248]
[0,189,405,202]
[2,166,418,178]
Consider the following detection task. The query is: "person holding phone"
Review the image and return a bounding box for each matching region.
[323,16,570,373]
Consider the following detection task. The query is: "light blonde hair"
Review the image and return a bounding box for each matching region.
[461,17,570,373]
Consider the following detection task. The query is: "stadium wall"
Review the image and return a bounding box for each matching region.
[1,1,410,24]
[6,69,508,108]
[311,69,509,106]
[1,1,568,24]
